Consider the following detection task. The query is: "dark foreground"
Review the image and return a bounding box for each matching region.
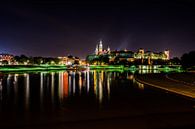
[0,71,195,129]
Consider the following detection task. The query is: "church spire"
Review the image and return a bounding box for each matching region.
[99,40,103,53]
[95,44,99,55]
[107,46,110,54]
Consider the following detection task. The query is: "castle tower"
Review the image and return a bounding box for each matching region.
[95,44,99,55]
[138,48,144,63]
[164,50,170,60]
[138,48,144,55]
[99,40,103,53]
[107,46,110,54]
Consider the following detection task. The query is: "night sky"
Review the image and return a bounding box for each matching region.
[0,0,195,58]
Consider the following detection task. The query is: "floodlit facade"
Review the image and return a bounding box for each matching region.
[95,40,110,55]
[0,54,14,65]
[58,56,80,66]
[87,41,170,65]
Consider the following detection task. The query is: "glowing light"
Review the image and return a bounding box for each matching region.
[58,72,64,101]
[79,72,82,94]
[24,74,30,110]
[98,72,103,103]
[63,72,68,97]
[0,65,67,72]
[68,72,72,95]
[51,72,55,103]
[73,72,76,95]
[107,72,110,100]
[67,61,72,65]
[87,71,90,92]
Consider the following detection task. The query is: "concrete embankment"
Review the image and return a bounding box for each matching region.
[135,73,195,99]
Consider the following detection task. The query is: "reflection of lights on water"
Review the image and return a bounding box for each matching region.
[13,74,18,104]
[132,78,136,84]
[24,74,30,110]
[132,77,144,90]
[99,72,103,103]
[93,71,111,103]
[101,71,104,83]
[87,71,90,92]
[0,79,2,100]
[94,71,97,95]
[133,79,144,90]
[13,74,18,84]
[138,65,162,74]
[107,72,110,100]
[83,71,86,88]
[73,72,76,95]
[154,69,160,73]
[63,72,68,97]
[46,74,50,88]
[127,75,134,80]
[7,74,11,91]
[68,72,72,96]
[93,71,104,104]
[13,74,18,86]
[79,72,82,93]
[59,72,64,100]
[137,82,144,90]
[40,73,44,107]
[51,72,55,103]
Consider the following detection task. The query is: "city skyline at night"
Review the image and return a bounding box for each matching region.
[1,1,195,129]
[0,0,195,58]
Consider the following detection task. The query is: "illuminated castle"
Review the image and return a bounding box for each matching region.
[87,42,170,65]
[95,40,110,55]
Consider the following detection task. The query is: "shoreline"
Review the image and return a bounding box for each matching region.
[135,73,195,100]
[0,65,182,72]
[0,65,67,72]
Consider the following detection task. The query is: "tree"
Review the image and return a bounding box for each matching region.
[181,51,195,68]
[14,55,29,64]
[1,60,8,65]
[99,55,109,65]
[33,57,43,65]
[169,57,181,65]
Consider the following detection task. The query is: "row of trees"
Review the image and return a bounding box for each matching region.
[14,55,60,65]
[180,51,195,69]
[3,51,195,67]
[168,51,195,69]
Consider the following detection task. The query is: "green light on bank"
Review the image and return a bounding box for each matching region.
[0,65,67,72]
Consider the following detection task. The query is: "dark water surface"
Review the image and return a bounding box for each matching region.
[0,70,194,129]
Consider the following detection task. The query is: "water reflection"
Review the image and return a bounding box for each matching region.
[0,70,152,111]
[0,78,2,100]
[24,74,30,109]
[40,73,44,108]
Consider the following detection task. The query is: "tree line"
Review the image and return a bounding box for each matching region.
[14,55,60,65]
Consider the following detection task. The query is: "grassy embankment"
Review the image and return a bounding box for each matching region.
[0,65,67,72]
[90,65,137,71]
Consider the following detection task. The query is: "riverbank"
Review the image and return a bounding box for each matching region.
[0,65,67,72]
[135,73,195,99]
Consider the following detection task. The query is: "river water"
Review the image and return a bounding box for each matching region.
[0,70,194,128]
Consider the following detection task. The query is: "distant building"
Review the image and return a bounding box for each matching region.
[58,55,80,66]
[164,50,170,60]
[0,54,14,65]
[87,41,170,65]
[95,40,110,55]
